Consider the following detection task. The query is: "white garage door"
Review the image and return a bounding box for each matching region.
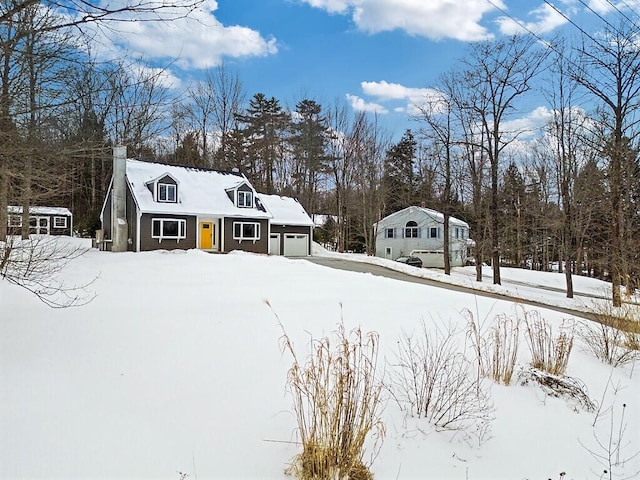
[270,233,281,255]
[283,234,309,257]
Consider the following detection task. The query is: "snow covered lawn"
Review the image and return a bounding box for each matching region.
[1,239,638,479]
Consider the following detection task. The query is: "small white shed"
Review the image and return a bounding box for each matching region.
[373,206,471,267]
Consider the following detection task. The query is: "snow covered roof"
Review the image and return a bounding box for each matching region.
[375,206,469,227]
[125,159,271,219]
[8,205,72,216]
[259,194,314,226]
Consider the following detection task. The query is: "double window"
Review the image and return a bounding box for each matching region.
[158,183,177,203]
[237,190,253,208]
[152,218,186,240]
[404,221,419,238]
[233,221,260,241]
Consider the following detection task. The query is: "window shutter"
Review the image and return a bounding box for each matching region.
[438,227,442,239]
[401,228,405,239]
[418,227,422,238]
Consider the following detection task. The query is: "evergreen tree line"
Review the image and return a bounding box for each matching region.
[1,2,639,304]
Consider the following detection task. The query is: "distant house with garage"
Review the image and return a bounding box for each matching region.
[374,206,471,267]
[7,205,73,236]
[100,150,313,256]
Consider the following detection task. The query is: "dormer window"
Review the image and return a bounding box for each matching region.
[158,183,177,203]
[237,190,253,208]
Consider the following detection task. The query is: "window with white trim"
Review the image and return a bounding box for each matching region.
[233,221,260,242]
[237,190,253,208]
[8,215,21,227]
[158,183,177,203]
[53,216,67,228]
[152,218,186,240]
[428,227,439,239]
[385,228,395,239]
[404,221,419,238]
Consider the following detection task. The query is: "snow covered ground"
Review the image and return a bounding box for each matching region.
[1,238,638,480]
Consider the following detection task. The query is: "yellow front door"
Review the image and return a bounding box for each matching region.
[200,222,213,249]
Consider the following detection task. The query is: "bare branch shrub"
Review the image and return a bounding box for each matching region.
[524,311,575,375]
[387,321,493,438]
[580,404,640,480]
[579,301,640,367]
[280,322,385,480]
[465,308,520,385]
[0,235,95,307]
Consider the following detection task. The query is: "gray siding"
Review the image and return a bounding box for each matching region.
[270,224,312,256]
[126,186,137,251]
[140,213,197,251]
[48,214,72,236]
[102,190,112,241]
[223,217,269,254]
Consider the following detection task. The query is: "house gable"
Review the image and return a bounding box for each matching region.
[145,173,179,203]
[374,206,470,266]
[225,182,257,209]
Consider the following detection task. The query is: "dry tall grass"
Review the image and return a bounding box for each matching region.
[580,301,640,366]
[281,323,385,480]
[524,311,574,376]
[466,309,520,385]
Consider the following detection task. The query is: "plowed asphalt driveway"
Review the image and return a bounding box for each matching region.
[303,256,636,330]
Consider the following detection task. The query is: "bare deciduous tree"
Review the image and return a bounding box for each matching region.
[459,35,550,285]
[572,22,640,306]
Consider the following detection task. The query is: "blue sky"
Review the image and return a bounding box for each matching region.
[91,0,636,140]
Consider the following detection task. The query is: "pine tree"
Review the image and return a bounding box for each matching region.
[382,129,416,216]
[289,99,329,214]
[236,93,289,193]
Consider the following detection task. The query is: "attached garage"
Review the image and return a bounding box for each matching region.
[260,194,314,258]
[283,233,309,257]
[270,233,281,255]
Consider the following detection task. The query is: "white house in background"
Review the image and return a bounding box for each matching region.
[374,206,472,267]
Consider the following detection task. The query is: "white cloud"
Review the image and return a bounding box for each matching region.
[300,0,505,41]
[501,106,554,138]
[81,0,277,70]
[136,65,183,90]
[586,0,615,14]
[360,80,442,115]
[497,3,568,35]
[346,94,388,114]
[302,0,351,14]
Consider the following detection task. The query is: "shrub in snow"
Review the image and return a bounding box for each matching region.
[387,321,493,440]
[580,403,640,479]
[280,322,384,480]
[524,311,574,376]
[465,308,520,385]
[518,366,596,412]
[0,235,93,307]
[579,301,640,367]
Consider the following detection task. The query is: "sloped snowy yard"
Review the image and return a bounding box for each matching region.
[1,239,638,479]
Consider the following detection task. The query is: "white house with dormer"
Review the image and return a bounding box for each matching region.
[373,206,472,267]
